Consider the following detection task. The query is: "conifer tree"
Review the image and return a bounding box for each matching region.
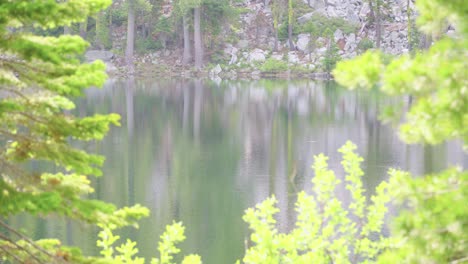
[0,1,148,262]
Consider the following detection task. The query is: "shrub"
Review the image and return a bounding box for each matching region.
[259,58,289,72]
[300,14,357,38]
[240,141,393,263]
[322,42,341,73]
[136,37,163,54]
[357,37,375,53]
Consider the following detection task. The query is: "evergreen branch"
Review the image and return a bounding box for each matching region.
[0,220,56,261]
[0,245,23,263]
[0,232,46,264]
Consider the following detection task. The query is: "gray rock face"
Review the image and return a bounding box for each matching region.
[238,39,250,49]
[334,29,344,42]
[85,50,114,62]
[210,64,222,76]
[302,0,326,9]
[248,48,266,63]
[105,62,118,73]
[288,51,300,64]
[270,53,284,61]
[298,12,315,24]
[296,34,311,52]
[346,9,360,24]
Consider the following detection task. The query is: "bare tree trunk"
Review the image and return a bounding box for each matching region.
[126,0,136,69]
[79,19,87,39]
[64,26,71,35]
[375,0,382,48]
[274,28,279,51]
[288,0,295,50]
[182,14,192,65]
[194,7,203,69]
[368,0,375,22]
[407,0,412,51]
[420,34,432,49]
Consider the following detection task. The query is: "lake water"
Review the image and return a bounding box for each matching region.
[10,79,467,263]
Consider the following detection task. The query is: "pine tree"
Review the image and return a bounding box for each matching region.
[0,1,148,262]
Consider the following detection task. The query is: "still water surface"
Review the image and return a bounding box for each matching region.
[12,79,467,263]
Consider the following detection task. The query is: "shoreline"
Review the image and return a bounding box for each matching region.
[107,62,333,80]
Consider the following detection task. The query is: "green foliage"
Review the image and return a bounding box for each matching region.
[136,37,163,53]
[96,9,112,49]
[322,41,341,73]
[357,37,374,53]
[289,64,310,74]
[379,168,468,263]
[240,141,393,263]
[334,0,468,262]
[0,0,150,262]
[151,222,202,264]
[300,14,357,38]
[259,58,289,72]
[93,221,202,264]
[278,20,299,41]
[110,4,128,26]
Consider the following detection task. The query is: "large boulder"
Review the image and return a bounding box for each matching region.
[296,34,311,53]
[288,51,300,64]
[248,48,266,63]
[85,50,114,62]
[334,29,344,42]
[210,64,222,76]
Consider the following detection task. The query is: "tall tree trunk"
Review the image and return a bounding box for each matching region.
[194,7,203,69]
[407,0,412,51]
[420,34,432,49]
[182,14,192,65]
[64,26,71,35]
[288,0,294,50]
[375,0,382,48]
[79,19,87,39]
[274,27,279,51]
[126,0,136,69]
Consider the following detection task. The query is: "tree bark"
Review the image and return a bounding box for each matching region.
[79,19,87,39]
[182,14,192,65]
[64,26,71,35]
[126,0,136,69]
[194,7,203,69]
[288,0,295,50]
[375,0,382,49]
[274,27,279,51]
